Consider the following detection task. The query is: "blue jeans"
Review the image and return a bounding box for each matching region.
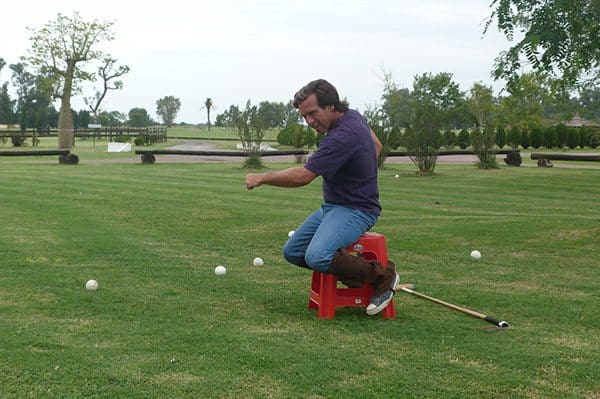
[283,203,378,273]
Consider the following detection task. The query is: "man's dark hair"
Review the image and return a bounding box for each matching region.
[293,79,349,112]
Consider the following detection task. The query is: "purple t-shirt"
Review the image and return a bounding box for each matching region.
[305,109,381,216]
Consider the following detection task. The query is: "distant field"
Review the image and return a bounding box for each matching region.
[165,126,281,141]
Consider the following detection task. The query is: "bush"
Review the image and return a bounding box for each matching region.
[134,136,147,146]
[471,126,498,169]
[520,127,530,149]
[496,126,506,149]
[544,126,559,149]
[11,135,27,147]
[114,134,131,143]
[578,127,590,148]
[507,126,522,149]
[457,129,470,149]
[566,128,580,149]
[243,154,264,169]
[530,126,544,149]
[442,128,456,149]
[556,123,568,148]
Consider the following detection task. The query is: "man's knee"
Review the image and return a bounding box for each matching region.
[304,249,332,273]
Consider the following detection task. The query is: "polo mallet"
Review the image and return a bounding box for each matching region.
[397,284,511,328]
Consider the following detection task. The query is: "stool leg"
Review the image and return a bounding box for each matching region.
[318,274,337,319]
[382,300,396,319]
[308,272,319,310]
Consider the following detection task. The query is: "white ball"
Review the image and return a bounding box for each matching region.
[288,230,295,238]
[253,257,264,266]
[470,250,482,260]
[214,265,227,275]
[394,174,399,178]
[85,279,98,291]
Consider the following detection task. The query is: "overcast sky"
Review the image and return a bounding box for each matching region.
[0,0,510,124]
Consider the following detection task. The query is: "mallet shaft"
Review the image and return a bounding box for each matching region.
[398,285,511,328]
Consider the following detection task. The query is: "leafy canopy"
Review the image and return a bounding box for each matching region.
[486,0,600,88]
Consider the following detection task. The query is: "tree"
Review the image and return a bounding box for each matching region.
[156,96,181,127]
[0,59,15,124]
[97,110,125,127]
[467,83,496,129]
[201,98,215,130]
[497,72,549,129]
[379,69,413,129]
[257,101,287,128]
[85,57,130,122]
[9,62,52,132]
[466,82,498,168]
[471,126,498,169]
[236,100,266,168]
[25,12,115,148]
[406,72,464,174]
[578,86,600,120]
[214,104,240,128]
[486,0,600,88]
[128,108,152,127]
[496,125,507,148]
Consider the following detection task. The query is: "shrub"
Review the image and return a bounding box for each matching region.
[544,126,559,149]
[471,126,498,169]
[457,129,470,149]
[496,126,506,149]
[556,123,568,148]
[530,126,545,149]
[114,134,131,143]
[578,127,590,148]
[442,128,456,149]
[520,127,530,149]
[566,128,580,149]
[11,135,26,147]
[507,126,522,149]
[134,136,147,146]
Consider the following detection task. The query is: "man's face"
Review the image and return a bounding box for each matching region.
[298,94,336,134]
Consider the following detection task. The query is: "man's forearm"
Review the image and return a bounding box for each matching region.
[246,166,317,190]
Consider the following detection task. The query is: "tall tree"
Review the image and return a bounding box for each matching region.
[486,0,600,88]
[0,58,15,124]
[10,63,52,131]
[128,108,152,128]
[380,68,413,129]
[201,98,215,130]
[85,57,130,122]
[578,86,600,120]
[497,72,549,129]
[406,72,464,174]
[156,96,181,127]
[25,12,115,148]
[467,82,496,129]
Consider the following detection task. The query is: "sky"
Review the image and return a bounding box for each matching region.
[0,0,511,124]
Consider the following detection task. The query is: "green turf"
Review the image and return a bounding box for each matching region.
[0,161,598,398]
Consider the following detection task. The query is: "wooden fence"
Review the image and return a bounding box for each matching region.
[0,127,167,144]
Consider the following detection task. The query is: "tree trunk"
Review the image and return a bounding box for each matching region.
[58,65,75,149]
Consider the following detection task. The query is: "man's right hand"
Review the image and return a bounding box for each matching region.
[245,173,262,190]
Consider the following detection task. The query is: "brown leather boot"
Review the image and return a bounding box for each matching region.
[329,249,400,315]
[328,248,394,291]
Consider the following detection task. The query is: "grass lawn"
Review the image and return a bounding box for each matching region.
[0,160,598,398]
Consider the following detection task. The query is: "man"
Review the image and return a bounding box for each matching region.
[245,79,399,316]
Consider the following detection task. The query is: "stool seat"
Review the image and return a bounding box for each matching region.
[308,232,396,319]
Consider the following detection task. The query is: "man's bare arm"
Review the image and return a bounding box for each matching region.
[246,166,317,190]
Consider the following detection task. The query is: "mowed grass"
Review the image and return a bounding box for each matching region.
[0,161,598,398]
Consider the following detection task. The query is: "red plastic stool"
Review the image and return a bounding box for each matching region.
[308,232,396,319]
